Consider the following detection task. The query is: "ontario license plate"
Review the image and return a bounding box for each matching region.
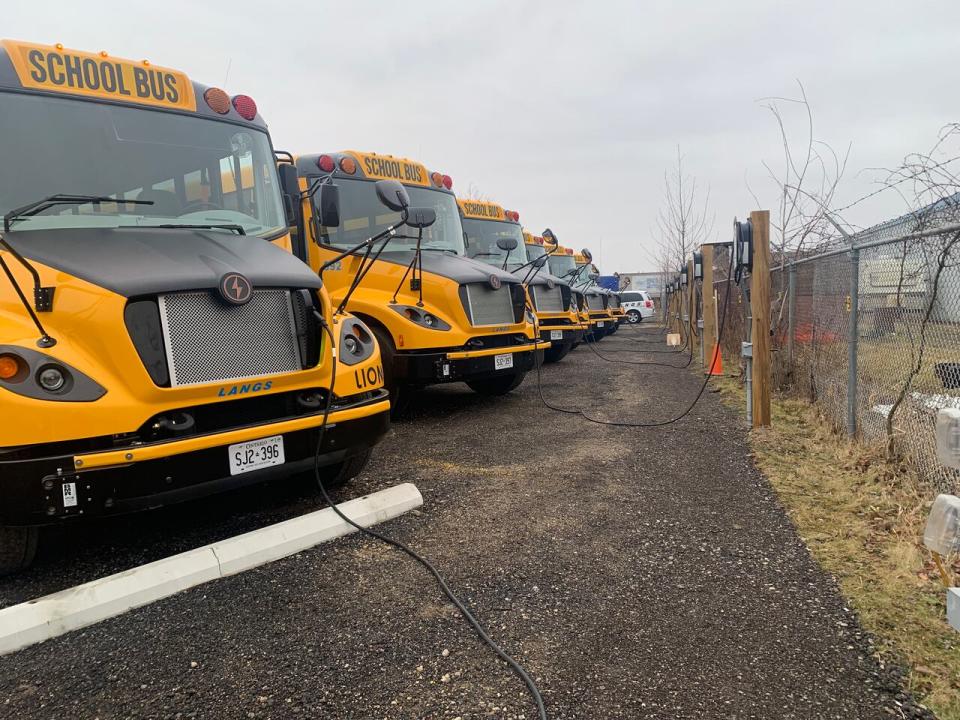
[494,353,514,370]
[550,330,563,340]
[229,435,285,476]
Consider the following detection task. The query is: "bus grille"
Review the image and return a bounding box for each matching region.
[460,283,517,326]
[158,289,301,387]
[531,285,564,313]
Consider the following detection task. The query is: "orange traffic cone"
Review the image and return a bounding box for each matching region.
[707,345,723,376]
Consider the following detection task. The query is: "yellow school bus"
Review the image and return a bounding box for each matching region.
[455,197,581,363]
[0,41,389,573]
[521,231,589,359]
[573,254,615,340]
[546,245,592,345]
[291,152,547,412]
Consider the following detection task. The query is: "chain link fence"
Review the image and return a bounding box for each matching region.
[715,199,960,493]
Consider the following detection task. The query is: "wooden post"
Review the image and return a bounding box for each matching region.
[701,244,716,373]
[687,258,698,360]
[750,210,771,427]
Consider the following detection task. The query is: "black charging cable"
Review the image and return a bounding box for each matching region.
[311,313,548,720]
[532,274,732,428]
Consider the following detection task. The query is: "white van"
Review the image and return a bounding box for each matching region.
[619,290,655,323]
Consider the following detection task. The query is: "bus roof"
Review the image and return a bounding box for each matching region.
[456,198,521,225]
[295,151,454,193]
[0,39,267,127]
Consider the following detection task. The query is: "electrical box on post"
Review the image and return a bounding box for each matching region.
[733,218,753,274]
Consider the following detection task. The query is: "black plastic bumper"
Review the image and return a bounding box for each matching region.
[393,346,539,384]
[0,392,390,527]
[538,326,584,345]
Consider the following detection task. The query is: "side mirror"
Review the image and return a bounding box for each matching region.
[496,237,518,251]
[405,207,436,229]
[278,164,300,227]
[316,183,341,228]
[542,228,557,244]
[581,248,593,262]
[376,179,410,212]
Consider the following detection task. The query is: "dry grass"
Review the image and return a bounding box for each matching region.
[712,378,960,719]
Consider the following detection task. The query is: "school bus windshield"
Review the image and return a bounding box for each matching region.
[0,91,285,237]
[525,243,547,262]
[548,253,577,279]
[463,219,528,269]
[318,178,466,255]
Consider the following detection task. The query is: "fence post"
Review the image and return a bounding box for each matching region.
[787,263,796,366]
[750,210,771,427]
[847,248,860,437]
[687,258,698,360]
[702,244,716,373]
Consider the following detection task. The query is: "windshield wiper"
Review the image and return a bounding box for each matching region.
[129,223,246,235]
[4,194,154,232]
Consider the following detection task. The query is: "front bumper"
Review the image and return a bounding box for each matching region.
[0,391,391,527]
[538,326,584,345]
[394,341,549,384]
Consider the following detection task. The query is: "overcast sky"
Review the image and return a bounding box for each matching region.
[8,1,959,272]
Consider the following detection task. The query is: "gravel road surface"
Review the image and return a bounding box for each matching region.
[0,324,933,719]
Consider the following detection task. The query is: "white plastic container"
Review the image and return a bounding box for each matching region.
[923,494,960,556]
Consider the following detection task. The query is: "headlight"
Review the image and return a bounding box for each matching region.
[37,366,66,392]
[0,345,104,402]
[337,317,377,366]
[390,304,451,331]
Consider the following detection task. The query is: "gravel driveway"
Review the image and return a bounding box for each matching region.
[0,324,932,719]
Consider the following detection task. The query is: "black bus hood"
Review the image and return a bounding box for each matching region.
[376,250,521,286]
[510,267,569,288]
[5,227,322,297]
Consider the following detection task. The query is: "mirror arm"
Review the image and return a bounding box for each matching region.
[0,233,56,347]
[320,210,408,273]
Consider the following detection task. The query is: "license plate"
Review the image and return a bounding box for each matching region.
[597,321,605,327]
[494,353,514,370]
[550,330,563,340]
[229,435,285,476]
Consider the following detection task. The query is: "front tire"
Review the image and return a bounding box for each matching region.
[369,324,412,417]
[316,448,372,492]
[0,526,39,576]
[544,341,573,363]
[466,371,526,396]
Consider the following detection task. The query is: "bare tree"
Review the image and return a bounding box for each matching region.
[750,81,850,266]
[653,146,714,280]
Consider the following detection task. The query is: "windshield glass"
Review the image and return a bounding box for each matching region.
[548,253,577,279]
[0,92,285,237]
[317,178,465,255]
[525,243,547,262]
[463,218,528,268]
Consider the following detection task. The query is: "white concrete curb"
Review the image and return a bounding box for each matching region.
[0,482,423,656]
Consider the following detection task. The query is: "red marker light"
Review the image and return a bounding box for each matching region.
[204,87,231,114]
[441,175,453,190]
[317,155,335,173]
[232,95,257,121]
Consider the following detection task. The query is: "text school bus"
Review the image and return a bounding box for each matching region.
[291,152,547,412]
[456,198,581,363]
[0,41,389,572]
